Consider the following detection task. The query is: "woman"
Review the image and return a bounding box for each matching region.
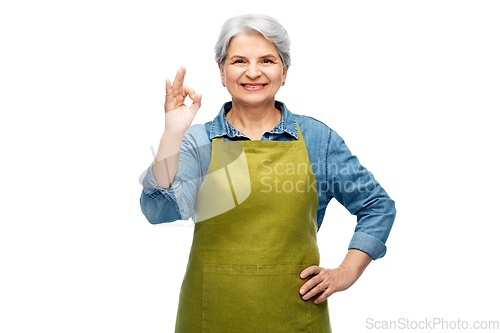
[140,14,396,333]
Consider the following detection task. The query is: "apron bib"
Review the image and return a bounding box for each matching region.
[174,123,332,333]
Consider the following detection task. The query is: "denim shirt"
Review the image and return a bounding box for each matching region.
[140,101,396,260]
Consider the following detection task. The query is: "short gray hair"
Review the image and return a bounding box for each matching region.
[214,14,291,67]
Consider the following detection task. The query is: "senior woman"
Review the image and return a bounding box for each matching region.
[140,14,396,333]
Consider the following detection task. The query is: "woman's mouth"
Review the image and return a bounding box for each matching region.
[241,83,267,91]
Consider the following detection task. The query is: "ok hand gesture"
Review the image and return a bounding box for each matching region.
[164,67,202,136]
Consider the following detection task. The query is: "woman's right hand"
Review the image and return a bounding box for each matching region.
[164,66,202,136]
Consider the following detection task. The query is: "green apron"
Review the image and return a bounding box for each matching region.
[174,123,332,332]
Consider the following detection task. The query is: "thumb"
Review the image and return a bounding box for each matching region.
[189,93,202,113]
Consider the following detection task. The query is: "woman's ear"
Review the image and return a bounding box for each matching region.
[218,62,226,86]
[282,65,289,83]
[218,62,225,79]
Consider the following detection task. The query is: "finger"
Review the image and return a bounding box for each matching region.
[300,265,320,279]
[183,85,196,100]
[164,79,173,112]
[178,66,186,87]
[192,93,202,106]
[172,67,186,98]
[313,288,333,304]
[299,273,322,295]
[302,281,327,301]
[189,93,202,114]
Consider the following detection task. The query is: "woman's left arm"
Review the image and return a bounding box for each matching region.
[300,128,396,303]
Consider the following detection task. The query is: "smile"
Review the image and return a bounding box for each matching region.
[241,84,267,91]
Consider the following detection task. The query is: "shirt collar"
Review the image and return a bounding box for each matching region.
[209,101,298,140]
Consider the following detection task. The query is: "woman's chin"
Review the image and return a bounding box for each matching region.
[232,95,275,108]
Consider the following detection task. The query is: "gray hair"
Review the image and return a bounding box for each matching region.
[214,14,291,67]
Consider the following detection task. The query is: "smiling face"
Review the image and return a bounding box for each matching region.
[219,32,288,109]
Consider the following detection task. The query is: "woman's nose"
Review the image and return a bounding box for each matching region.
[246,63,261,79]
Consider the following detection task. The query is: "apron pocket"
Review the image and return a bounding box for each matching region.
[202,264,312,333]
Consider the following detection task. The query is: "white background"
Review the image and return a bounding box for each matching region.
[1,0,499,332]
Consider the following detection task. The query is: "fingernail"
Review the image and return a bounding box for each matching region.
[300,289,305,294]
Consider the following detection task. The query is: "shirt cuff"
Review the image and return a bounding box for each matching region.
[348,231,387,260]
[141,161,176,201]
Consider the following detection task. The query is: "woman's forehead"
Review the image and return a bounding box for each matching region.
[227,33,279,56]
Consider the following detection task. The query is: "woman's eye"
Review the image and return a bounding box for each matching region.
[233,60,244,64]
[263,59,273,64]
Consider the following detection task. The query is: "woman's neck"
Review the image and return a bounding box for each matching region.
[226,100,282,140]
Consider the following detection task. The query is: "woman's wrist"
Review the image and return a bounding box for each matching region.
[339,249,372,280]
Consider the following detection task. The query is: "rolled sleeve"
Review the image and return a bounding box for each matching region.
[139,124,211,224]
[348,231,388,260]
[140,162,183,224]
[142,161,177,200]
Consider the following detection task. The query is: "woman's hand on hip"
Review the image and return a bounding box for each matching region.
[299,250,372,304]
[299,265,357,304]
[164,67,202,136]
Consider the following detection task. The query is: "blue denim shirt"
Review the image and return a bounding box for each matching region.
[140,101,396,260]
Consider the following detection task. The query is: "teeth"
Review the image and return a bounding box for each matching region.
[243,84,264,87]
